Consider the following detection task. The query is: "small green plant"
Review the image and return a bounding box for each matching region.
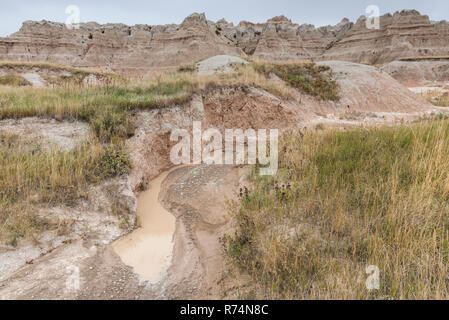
[434,112,449,120]
[119,220,129,229]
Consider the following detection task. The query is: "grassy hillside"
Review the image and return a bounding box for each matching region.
[253,62,340,101]
[0,61,339,245]
[0,74,31,87]
[227,120,449,299]
[422,90,449,107]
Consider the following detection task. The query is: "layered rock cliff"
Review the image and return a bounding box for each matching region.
[0,10,448,74]
[0,13,242,75]
[321,10,449,64]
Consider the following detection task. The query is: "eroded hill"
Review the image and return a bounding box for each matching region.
[1,10,448,75]
[0,58,444,299]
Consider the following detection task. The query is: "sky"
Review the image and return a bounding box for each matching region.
[1,0,449,37]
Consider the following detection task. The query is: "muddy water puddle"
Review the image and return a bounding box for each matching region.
[113,168,177,284]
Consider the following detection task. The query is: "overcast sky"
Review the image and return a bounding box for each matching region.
[1,0,449,37]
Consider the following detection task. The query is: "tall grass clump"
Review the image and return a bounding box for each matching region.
[227,120,449,299]
[0,134,131,245]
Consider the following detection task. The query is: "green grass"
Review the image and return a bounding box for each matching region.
[227,120,449,299]
[0,61,107,76]
[0,61,338,123]
[253,62,340,101]
[398,56,449,62]
[0,80,196,121]
[0,71,198,245]
[0,60,341,247]
[0,70,224,246]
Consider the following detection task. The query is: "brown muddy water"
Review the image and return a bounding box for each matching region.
[113,169,176,284]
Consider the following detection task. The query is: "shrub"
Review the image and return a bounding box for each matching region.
[0,134,131,244]
[253,62,340,101]
[177,64,197,73]
[88,105,135,142]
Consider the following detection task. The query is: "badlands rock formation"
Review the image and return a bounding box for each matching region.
[322,10,449,64]
[1,10,448,74]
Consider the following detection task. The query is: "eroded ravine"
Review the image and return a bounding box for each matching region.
[113,168,177,284]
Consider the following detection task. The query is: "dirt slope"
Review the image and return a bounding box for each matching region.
[382,60,449,85]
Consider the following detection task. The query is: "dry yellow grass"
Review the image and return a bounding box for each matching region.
[421,90,449,107]
[0,73,31,87]
[227,120,449,299]
[0,62,315,121]
[0,133,131,245]
[0,61,107,76]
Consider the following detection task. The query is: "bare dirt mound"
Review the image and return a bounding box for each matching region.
[21,73,46,87]
[157,164,251,299]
